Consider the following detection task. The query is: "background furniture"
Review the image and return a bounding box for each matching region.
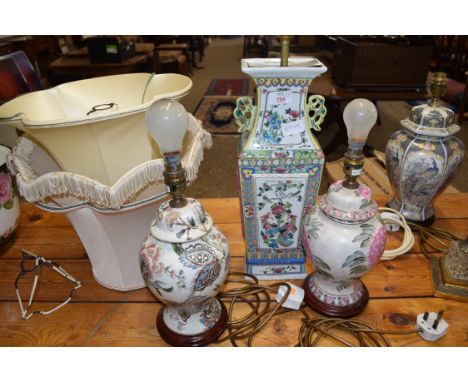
[0,36,61,79]
[0,195,467,346]
[47,43,156,85]
[308,54,430,156]
[459,71,468,123]
[331,36,433,90]
[0,51,42,103]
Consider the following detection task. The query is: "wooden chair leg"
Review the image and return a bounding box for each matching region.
[458,71,468,124]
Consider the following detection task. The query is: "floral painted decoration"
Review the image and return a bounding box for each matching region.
[0,172,15,210]
[140,241,187,293]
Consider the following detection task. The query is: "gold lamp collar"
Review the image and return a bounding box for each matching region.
[280,35,290,67]
[430,72,448,107]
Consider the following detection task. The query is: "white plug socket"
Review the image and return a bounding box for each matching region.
[381,211,402,232]
[275,283,304,310]
[416,311,448,342]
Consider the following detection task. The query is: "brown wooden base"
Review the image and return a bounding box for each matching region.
[385,202,435,227]
[0,229,17,248]
[303,273,369,318]
[156,300,228,347]
[405,214,435,227]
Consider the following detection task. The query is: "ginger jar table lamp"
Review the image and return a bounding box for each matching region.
[385,72,464,225]
[235,36,327,279]
[140,99,230,346]
[302,99,387,318]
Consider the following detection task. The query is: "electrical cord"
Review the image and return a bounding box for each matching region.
[378,207,415,261]
[407,222,460,260]
[215,272,422,347]
[213,212,458,345]
[377,207,461,261]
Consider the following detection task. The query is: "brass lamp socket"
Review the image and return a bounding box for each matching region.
[430,72,448,107]
[163,152,187,208]
[280,35,290,67]
[343,142,365,189]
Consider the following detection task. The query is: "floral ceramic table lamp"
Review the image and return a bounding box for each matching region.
[140,99,230,346]
[235,36,328,279]
[302,99,387,318]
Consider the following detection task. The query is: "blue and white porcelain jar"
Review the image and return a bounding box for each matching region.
[385,73,464,225]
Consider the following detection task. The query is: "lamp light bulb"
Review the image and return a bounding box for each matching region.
[343,99,378,143]
[146,99,188,154]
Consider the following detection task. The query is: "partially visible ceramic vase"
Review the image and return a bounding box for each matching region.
[0,145,20,245]
[386,73,464,225]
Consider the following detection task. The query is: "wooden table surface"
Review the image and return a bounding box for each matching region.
[1,195,467,347]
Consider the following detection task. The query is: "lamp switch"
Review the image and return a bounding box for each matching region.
[275,283,304,310]
[416,311,448,342]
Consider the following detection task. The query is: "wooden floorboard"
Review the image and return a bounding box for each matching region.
[1,297,466,347]
[0,253,433,303]
[0,196,466,346]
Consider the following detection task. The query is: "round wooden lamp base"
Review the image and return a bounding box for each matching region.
[406,214,435,227]
[385,203,435,227]
[303,273,369,319]
[156,299,228,347]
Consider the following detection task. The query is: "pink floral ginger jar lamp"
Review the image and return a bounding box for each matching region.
[140,99,230,346]
[302,99,387,318]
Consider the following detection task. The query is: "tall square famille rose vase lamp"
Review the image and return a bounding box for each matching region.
[234,37,327,279]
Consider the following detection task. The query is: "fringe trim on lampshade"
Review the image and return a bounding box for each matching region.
[12,123,212,210]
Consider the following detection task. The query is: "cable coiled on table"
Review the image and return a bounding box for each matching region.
[215,272,421,347]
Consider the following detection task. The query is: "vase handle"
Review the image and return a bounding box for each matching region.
[306,95,327,132]
[234,96,255,133]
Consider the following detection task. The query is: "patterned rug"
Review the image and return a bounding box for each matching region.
[206,78,249,96]
[193,96,240,134]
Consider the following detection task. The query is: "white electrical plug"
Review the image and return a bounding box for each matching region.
[416,311,448,342]
[381,211,402,232]
[275,283,304,310]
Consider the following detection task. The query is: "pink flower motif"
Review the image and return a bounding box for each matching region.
[358,186,371,198]
[302,228,314,259]
[290,110,300,118]
[272,204,285,216]
[325,295,334,304]
[274,267,283,274]
[368,225,387,266]
[0,172,12,204]
[140,242,165,278]
[273,168,287,174]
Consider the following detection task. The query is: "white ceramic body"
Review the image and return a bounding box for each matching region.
[141,225,230,335]
[302,205,387,306]
[0,145,20,244]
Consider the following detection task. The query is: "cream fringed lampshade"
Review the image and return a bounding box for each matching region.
[4,73,213,291]
[0,73,192,186]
